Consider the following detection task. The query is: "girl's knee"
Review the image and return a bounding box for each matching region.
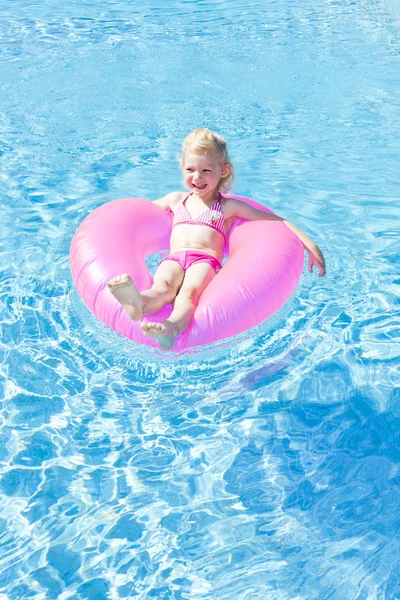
[177,286,201,305]
[152,281,176,301]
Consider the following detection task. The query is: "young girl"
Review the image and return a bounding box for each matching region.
[107,128,326,350]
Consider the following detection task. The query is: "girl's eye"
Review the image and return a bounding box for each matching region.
[203,169,211,173]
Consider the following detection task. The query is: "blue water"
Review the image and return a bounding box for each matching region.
[1,0,400,598]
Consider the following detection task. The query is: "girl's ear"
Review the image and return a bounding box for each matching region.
[221,164,230,178]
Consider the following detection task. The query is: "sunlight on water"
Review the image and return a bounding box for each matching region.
[0,0,399,598]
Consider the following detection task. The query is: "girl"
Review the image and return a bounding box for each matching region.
[107,128,326,350]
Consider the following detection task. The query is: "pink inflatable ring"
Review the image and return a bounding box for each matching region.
[70,195,304,351]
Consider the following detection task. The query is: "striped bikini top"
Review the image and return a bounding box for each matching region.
[172,193,226,240]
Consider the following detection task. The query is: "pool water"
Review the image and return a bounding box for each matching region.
[1,0,400,598]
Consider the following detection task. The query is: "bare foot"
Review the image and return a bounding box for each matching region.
[107,274,143,320]
[140,319,177,350]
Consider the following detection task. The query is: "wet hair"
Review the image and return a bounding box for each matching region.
[180,127,234,191]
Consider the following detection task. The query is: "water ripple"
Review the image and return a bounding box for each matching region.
[1,0,400,598]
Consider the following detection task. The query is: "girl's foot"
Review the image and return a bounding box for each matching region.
[140,319,177,350]
[107,274,143,320]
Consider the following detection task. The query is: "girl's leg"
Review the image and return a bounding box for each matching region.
[141,262,215,349]
[107,260,184,320]
[142,260,184,313]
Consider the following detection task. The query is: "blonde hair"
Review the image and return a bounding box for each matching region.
[180,128,234,192]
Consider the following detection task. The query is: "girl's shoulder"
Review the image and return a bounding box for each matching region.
[153,191,187,209]
[220,195,243,218]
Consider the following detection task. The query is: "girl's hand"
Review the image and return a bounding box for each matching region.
[306,246,326,277]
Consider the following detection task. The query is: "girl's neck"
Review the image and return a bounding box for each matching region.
[190,188,220,206]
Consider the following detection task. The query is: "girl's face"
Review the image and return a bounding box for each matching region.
[183,151,229,198]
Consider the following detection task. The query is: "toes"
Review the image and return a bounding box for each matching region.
[140,321,165,334]
[140,320,151,332]
[107,276,119,287]
[107,274,130,288]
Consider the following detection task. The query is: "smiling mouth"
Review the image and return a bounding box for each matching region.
[193,183,206,189]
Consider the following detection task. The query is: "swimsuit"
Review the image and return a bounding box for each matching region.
[160,194,225,274]
[172,193,226,241]
[159,250,222,274]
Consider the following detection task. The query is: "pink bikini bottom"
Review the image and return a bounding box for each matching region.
[160,250,222,274]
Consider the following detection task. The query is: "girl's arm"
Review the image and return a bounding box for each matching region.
[284,220,326,277]
[225,199,326,277]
